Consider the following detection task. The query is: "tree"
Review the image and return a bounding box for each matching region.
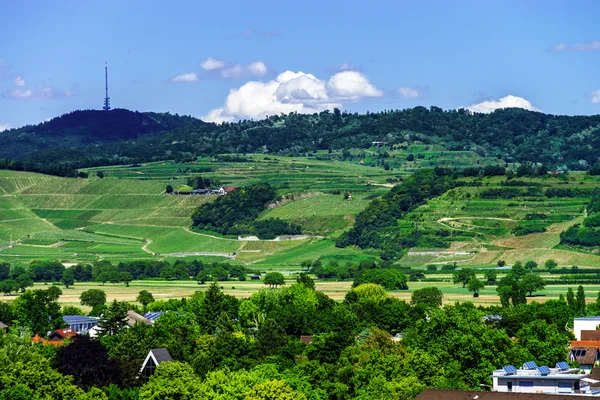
[96,171,104,179]
[166,185,173,194]
[13,288,64,335]
[97,300,128,337]
[54,335,121,389]
[137,290,155,309]
[263,272,285,288]
[567,287,576,311]
[516,320,569,367]
[0,279,18,295]
[296,273,315,289]
[497,260,506,268]
[0,262,10,281]
[576,285,587,316]
[484,269,497,284]
[511,262,526,280]
[467,278,485,297]
[119,272,133,287]
[496,275,526,307]
[15,273,33,292]
[524,260,538,270]
[411,287,443,311]
[196,270,209,284]
[138,361,202,400]
[544,259,557,270]
[62,269,75,288]
[245,380,306,400]
[80,289,106,315]
[521,274,545,296]
[452,268,475,288]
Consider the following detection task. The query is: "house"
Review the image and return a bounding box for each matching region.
[574,317,600,341]
[139,348,173,380]
[569,341,600,373]
[0,321,8,334]
[63,315,99,334]
[222,186,238,194]
[415,389,596,399]
[32,328,77,346]
[143,311,166,323]
[126,310,153,327]
[300,335,313,344]
[491,361,598,395]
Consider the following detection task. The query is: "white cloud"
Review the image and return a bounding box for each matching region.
[0,123,11,132]
[169,73,199,83]
[203,70,381,123]
[552,40,600,53]
[14,76,25,86]
[591,90,600,104]
[220,61,268,79]
[464,95,541,113]
[6,86,76,99]
[247,61,267,76]
[200,57,225,71]
[397,86,421,99]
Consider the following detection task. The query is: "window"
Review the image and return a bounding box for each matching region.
[519,381,534,387]
[572,349,587,357]
[558,382,572,389]
[507,382,513,392]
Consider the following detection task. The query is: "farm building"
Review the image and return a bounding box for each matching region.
[140,348,173,380]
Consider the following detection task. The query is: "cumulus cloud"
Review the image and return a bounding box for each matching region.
[247,61,267,76]
[464,95,541,113]
[397,86,422,99]
[591,90,600,104]
[200,57,225,71]
[0,123,11,132]
[14,76,25,86]
[552,40,600,53]
[203,70,382,123]
[169,73,199,83]
[5,86,76,100]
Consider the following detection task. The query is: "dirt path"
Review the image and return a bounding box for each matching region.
[141,239,153,254]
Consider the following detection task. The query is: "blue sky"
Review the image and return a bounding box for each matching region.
[1,0,599,129]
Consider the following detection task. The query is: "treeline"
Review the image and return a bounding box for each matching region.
[308,259,409,290]
[191,182,301,239]
[5,107,600,172]
[336,168,455,258]
[561,191,600,247]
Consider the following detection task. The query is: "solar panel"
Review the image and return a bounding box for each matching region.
[503,365,517,375]
[524,361,538,369]
[556,361,570,370]
[537,366,550,375]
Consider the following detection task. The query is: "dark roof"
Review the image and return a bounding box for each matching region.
[300,335,313,344]
[582,330,600,341]
[415,389,594,400]
[0,321,8,329]
[570,346,598,365]
[150,348,173,364]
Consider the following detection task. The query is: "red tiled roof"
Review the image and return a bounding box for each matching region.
[52,328,77,339]
[223,186,238,193]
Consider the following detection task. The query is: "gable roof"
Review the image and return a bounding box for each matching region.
[570,346,598,365]
[415,389,593,400]
[140,348,173,374]
[50,328,77,339]
[223,186,238,193]
[0,321,8,329]
[126,310,152,326]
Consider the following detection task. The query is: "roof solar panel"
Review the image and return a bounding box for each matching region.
[537,366,550,375]
[503,365,517,374]
[524,361,538,369]
[556,361,570,370]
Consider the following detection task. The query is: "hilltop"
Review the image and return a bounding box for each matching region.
[2,107,600,171]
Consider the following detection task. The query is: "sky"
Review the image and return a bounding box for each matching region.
[0,0,599,130]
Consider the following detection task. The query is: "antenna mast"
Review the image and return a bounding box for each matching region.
[103,62,111,110]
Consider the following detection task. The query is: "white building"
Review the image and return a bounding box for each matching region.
[574,317,600,341]
[491,361,600,395]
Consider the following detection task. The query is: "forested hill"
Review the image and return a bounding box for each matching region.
[0,109,203,159]
[4,106,600,169]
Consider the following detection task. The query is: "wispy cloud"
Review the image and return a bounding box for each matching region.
[220,61,268,79]
[591,90,600,104]
[0,123,11,132]
[233,29,280,38]
[551,40,600,53]
[169,73,199,83]
[14,76,25,86]
[5,86,77,100]
[397,86,426,99]
[328,63,361,72]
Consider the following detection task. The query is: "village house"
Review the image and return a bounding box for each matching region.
[574,317,600,341]
[32,327,78,346]
[63,315,99,334]
[139,348,173,380]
